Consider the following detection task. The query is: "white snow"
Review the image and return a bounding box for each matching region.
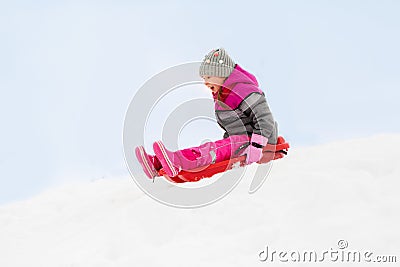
[1,134,400,267]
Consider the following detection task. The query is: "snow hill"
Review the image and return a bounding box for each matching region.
[1,134,399,267]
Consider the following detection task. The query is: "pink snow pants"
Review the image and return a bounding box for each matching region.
[176,135,250,170]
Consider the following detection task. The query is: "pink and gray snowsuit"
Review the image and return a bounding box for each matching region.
[137,64,277,178]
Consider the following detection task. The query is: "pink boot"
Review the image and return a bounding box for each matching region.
[153,135,250,177]
[135,146,162,179]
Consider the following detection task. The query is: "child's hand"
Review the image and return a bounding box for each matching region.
[244,145,263,164]
[244,134,268,165]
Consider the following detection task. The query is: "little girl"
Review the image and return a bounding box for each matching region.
[135,48,277,178]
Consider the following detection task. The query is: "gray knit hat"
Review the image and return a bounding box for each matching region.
[199,48,235,78]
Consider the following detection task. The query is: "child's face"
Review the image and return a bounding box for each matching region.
[202,76,226,93]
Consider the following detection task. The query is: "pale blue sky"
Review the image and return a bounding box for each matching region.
[1,0,399,204]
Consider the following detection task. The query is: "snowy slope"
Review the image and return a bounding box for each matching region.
[1,134,400,267]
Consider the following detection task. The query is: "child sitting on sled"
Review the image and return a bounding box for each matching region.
[135,48,278,179]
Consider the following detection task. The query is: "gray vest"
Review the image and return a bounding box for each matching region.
[215,92,278,144]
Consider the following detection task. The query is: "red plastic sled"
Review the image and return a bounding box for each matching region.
[157,136,290,183]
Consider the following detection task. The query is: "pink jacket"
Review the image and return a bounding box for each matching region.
[214,64,277,143]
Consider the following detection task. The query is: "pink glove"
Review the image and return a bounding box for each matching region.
[243,134,268,165]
